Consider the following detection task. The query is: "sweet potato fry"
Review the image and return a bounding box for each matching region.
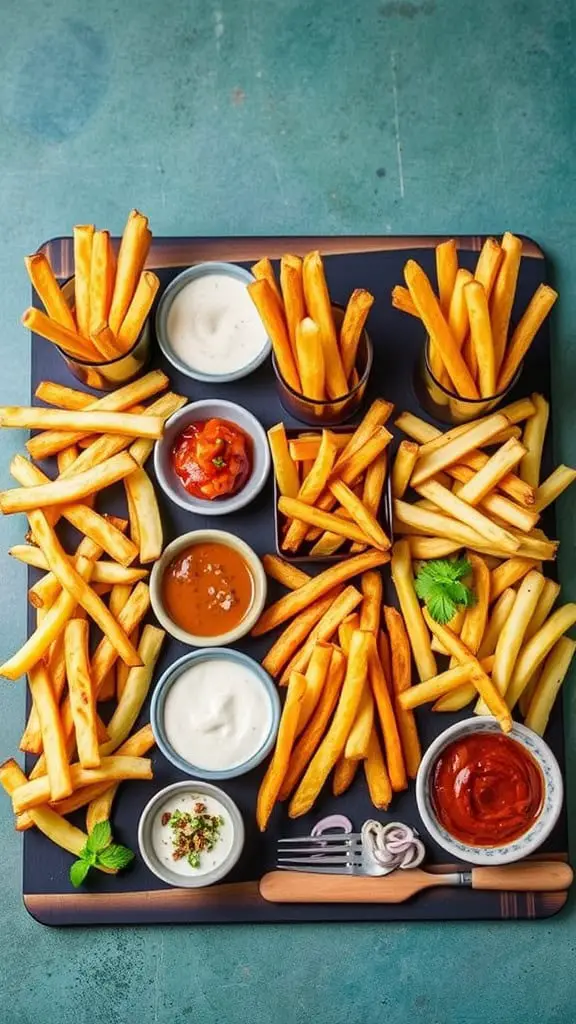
[257,672,306,830]
[73,224,95,337]
[89,229,115,339]
[465,280,495,397]
[498,284,558,391]
[25,253,76,332]
[363,728,392,810]
[391,440,419,499]
[383,606,422,777]
[490,232,523,373]
[261,555,311,591]
[338,612,360,655]
[340,289,374,381]
[302,251,348,399]
[474,237,503,299]
[280,255,306,355]
[289,630,370,817]
[297,643,334,734]
[367,635,407,792]
[279,586,363,685]
[251,257,282,305]
[116,271,159,352]
[436,239,458,316]
[22,307,100,361]
[65,618,100,769]
[448,268,473,348]
[261,590,341,678]
[359,570,383,635]
[333,756,359,796]
[249,278,301,392]
[391,285,417,317]
[108,210,151,334]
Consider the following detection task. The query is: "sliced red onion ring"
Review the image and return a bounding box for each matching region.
[361,820,426,874]
[311,814,353,837]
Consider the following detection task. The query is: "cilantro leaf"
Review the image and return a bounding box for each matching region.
[70,859,91,888]
[97,844,135,870]
[86,820,112,854]
[414,557,475,625]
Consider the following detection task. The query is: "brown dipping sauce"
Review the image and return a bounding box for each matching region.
[161,541,254,637]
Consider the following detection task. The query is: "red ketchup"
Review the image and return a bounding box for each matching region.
[171,418,251,500]
[431,732,543,846]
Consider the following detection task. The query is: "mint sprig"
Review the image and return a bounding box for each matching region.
[414,557,475,625]
[70,821,134,888]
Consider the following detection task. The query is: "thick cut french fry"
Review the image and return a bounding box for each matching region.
[302,251,348,399]
[336,398,394,466]
[364,728,392,810]
[279,586,363,685]
[535,465,576,512]
[267,423,300,499]
[390,540,437,682]
[490,556,539,602]
[257,672,306,830]
[12,547,146,590]
[474,237,503,299]
[123,466,162,563]
[414,479,520,553]
[391,285,417,317]
[492,571,546,695]
[108,210,150,334]
[249,278,301,392]
[478,589,518,658]
[505,604,576,710]
[289,630,371,817]
[295,318,325,400]
[392,441,419,499]
[520,394,549,488]
[261,590,341,677]
[74,224,95,337]
[35,380,93,409]
[525,638,576,736]
[498,284,558,391]
[280,255,305,355]
[117,271,159,352]
[465,281,495,397]
[338,612,360,656]
[27,663,73,801]
[422,609,512,731]
[490,232,523,373]
[1,536,101,680]
[0,451,138,515]
[289,433,352,461]
[411,413,510,487]
[278,651,346,801]
[89,321,120,362]
[333,756,359,796]
[65,618,100,769]
[279,497,374,548]
[383,606,422,777]
[89,229,115,338]
[97,626,164,754]
[344,685,374,760]
[12,756,153,814]
[0,406,163,443]
[448,268,474,348]
[454,439,527,506]
[404,260,479,399]
[22,307,100,361]
[407,536,462,559]
[328,479,390,550]
[430,607,466,653]
[126,393,187,468]
[394,500,511,555]
[436,239,458,316]
[282,430,339,552]
[261,555,311,591]
[368,635,407,792]
[340,289,374,381]
[359,570,383,635]
[399,660,494,710]
[251,257,283,305]
[91,582,150,691]
[25,253,76,332]
[297,643,334,733]
[83,725,155,830]
[395,410,440,444]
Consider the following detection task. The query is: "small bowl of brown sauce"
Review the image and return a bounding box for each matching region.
[150,529,267,646]
[416,718,563,866]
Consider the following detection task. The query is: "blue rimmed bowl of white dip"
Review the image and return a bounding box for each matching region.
[155,262,271,383]
[150,648,281,781]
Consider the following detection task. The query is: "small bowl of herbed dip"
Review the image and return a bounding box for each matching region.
[155,262,271,383]
[138,780,245,887]
[150,648,281,780]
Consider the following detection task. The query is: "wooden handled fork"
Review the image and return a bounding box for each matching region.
[260,861,573,903]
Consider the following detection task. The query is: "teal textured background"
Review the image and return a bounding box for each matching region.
[1,1,575,1021]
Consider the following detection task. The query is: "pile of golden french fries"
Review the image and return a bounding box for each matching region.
[23,210,159,364]
[248,252,374,400]
[268,401,392,557]
[392,234,558,399]
[0,369,187,868]
[255,553,416,828]
[387,396,576,736]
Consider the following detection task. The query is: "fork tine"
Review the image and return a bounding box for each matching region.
[277,864,353,875]
[277,844,360,856]
[277,833,362,843]
[278,855,363,867]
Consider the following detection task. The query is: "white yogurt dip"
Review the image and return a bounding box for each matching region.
[166,272,268,375]
[163,658,273,771]
[150,790,234,877]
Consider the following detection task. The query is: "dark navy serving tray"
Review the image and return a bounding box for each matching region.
[22,234,567,925]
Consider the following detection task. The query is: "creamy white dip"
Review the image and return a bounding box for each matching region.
[151,791,234,877]
[166,273,268,375]
[163,658,273,771]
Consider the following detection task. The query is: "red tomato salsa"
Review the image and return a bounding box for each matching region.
[431,732,543,847]
[171,418,251,500]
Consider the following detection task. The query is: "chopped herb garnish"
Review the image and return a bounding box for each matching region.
[212,456,226,468]
[414,557,475,625]
[161,803,225,869]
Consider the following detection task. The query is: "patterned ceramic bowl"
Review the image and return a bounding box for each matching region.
[416,718,563,866]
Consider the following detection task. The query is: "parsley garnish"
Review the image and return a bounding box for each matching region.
[212,456,226,468]
[69,820,134,888]
[414,557,475,625]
